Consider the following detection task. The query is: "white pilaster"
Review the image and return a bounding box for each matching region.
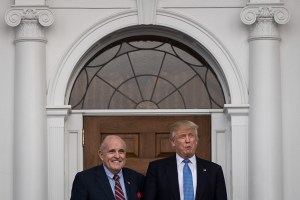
[65,113,84,200]
[224,104,249,200]
[47,106,71,200]
[211,113,232,200]
[241,3,289,200]
[5,6,54,200]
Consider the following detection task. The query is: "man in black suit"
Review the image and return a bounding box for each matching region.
[143,120,227,200]
[70,135,144,200]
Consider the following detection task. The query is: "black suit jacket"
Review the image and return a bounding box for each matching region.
[143,156,227,200]
[70,165,144,200]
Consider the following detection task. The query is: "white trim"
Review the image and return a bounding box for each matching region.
[47,9,248,106]
[47,0,246,9]
[155,9,248,104]
[158,0,246,8]
[211,113,232,200]
[48,0,136,9]
[225,104,249,200]
[47,9,249,200]
[71,109,223,116]
[47,10,139,105]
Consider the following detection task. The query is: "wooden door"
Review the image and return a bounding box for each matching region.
[83,116,211,175]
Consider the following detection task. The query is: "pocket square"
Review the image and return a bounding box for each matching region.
[137,192,142,199]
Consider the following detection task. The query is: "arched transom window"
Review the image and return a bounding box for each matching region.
[69,35,225,109]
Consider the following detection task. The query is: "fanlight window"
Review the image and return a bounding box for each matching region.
[69,36,225,109]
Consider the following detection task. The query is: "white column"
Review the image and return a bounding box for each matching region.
[241,3,289,200]
[5,7,54,200]
[47,106,71,200]
[224,104,249,200]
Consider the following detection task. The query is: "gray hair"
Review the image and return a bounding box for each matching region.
[99,135,127,152]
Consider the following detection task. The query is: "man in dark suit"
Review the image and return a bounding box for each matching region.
[70,135,144,200]
[143,120,227,200]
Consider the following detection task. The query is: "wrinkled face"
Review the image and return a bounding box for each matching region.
[99,137,126,174]
[171,127,198,159]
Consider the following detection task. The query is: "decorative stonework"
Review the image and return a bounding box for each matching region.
[240,3,289,40]
[5,7,54,41]
[137,0,157,24]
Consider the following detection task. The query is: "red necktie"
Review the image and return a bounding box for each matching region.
[113,175,125,200]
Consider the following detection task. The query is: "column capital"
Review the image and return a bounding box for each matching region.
[240,3,290,40]
[241,3,289,25]
[5,6,54,41]
[5,6,54,27]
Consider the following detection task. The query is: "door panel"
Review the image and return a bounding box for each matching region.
[83,116,211,174]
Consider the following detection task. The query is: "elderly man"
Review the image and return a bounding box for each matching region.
[70,135,144,200]
[143,120,227,200]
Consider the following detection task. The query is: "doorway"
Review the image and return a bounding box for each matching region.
[83,115,211,174]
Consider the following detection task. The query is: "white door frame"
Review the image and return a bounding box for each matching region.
[47,10,249,200]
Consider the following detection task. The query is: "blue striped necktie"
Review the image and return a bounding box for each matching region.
[183,159,194,200]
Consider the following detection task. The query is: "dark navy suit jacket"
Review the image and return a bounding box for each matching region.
[143,156,227,200]
[70,165,144,200]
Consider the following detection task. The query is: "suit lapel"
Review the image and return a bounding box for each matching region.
[195,158,207,199]
[123,169,136,199]
[166,156,181,200]
[96,165,115,200]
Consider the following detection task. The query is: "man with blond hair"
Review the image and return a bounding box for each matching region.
[143,120,227,200]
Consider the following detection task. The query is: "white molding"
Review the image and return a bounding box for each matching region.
[46,9,249,200]
[71,109,223,116]
[47,106,71,200]
[65,114,83,200]
[137,0,157,24]
[158,0,246,8]
[47,117,65,200]
[155,9,248,104]
[225,104,249,200]
[47,9,248,106]
[47,0,246,9]
[211,113,232,200]
[46,105,71,116]
[224,104,250,115]
[47,0,136,9]
[47,10,139,105]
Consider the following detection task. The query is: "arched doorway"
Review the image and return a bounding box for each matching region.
[67,26,227,174]
[47,11,248,200]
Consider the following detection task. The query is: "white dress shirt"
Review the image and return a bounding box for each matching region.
[176,154,197,200]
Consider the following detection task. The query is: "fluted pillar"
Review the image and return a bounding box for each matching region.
[5,7,54,200]
[241,3,289,200]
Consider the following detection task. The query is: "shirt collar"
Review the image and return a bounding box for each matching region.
[176,154,196,166]
[103,165,123,179]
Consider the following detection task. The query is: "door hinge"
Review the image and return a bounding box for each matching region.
[82,129,85,148]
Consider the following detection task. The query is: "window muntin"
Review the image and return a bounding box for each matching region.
[69,36,225,109]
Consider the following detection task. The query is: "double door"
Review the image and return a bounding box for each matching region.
[83,116,211,174]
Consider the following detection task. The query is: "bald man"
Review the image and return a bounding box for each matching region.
[70,135,144,200]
